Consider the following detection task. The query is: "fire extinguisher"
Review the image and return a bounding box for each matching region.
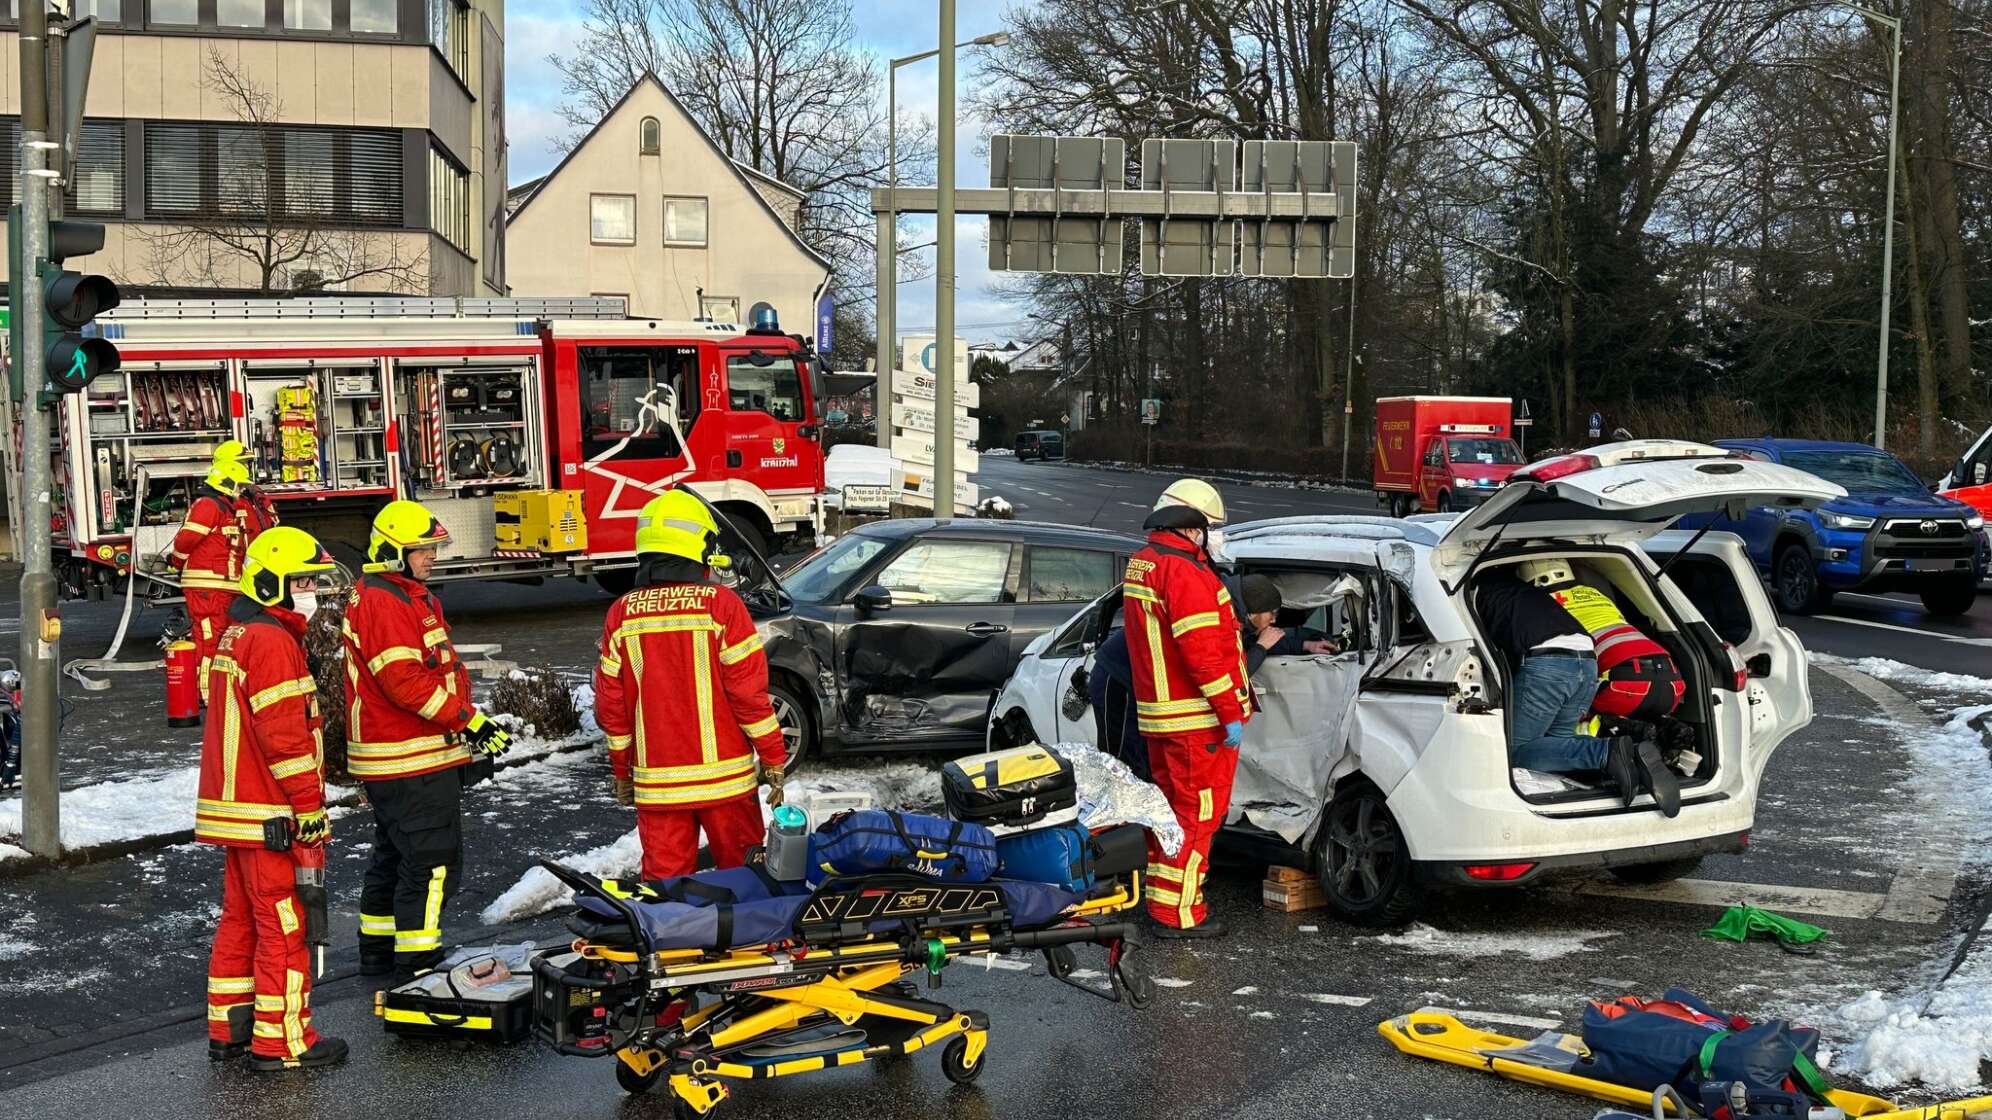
[165,639,201,727]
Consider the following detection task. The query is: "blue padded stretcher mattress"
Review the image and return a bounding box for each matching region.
[574,865,1084,952]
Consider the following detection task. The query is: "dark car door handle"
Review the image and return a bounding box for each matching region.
[964,621,1010,636]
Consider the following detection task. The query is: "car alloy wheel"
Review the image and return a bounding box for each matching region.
[1316,783,1420,926]
[767,679,814,774]
[1775,546,1821,614]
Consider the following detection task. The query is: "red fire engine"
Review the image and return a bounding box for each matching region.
[11,296,833,599]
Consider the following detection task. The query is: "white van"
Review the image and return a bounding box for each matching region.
[989,441,1843,925]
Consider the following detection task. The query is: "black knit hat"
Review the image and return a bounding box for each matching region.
[1240,574,1282,616]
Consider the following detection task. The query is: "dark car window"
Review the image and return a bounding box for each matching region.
[873,540,1014,604]
[1423,442,1444,467]
[1782,449,1927,495]
[1026,547,1116,602]
[1446,438,1521,465]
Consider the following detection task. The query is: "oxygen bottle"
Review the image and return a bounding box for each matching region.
[766,804,809,881]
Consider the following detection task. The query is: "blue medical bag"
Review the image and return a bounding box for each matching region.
[806,810,999,885]
[997,822,1148,892]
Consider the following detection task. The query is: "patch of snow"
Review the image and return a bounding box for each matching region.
[1374,923,1619,962]
[1302,993,1374,1007]
[1248,1010,1277,1020]
[1297,924,1319,933]
[1813,654,1992,695]
[1155,977,1195,989]
[0,932,32,960]
[978,495,1014,517]
[1233,985,1260,996]
[479,828,643,925]
[0,842,27,862]
[0,767,203,848]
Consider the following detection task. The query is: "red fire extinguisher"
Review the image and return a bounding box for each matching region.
[165,639,201,727]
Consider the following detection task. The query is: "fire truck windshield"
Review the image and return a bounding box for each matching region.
[726,355,805,422]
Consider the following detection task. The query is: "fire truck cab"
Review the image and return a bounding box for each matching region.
[14,296,830,600]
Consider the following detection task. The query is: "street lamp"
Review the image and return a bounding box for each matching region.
[1844,2,1901,450]
[876,27,1010,455]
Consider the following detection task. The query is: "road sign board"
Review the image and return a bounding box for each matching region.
[1139,138,1237,276]
[989,135,1126,275]
[901,473,979,511]
[890,369,980,408]
[892,403,981,440]
[1239,140,1357,279]
[841,484,892,514]
[1140,398,1162,425]
[891,432,980,474]
[901,335,970,384]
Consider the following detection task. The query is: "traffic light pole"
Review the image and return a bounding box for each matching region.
[18,0,60,859]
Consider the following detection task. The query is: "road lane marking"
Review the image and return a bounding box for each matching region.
[1117,501,1144,508]
[1574,878,1920,922]
[1838,592,1921,607]
[1301,993,1374,1007]
[1814,614,1992,646]
[1420,1006,1561,1031]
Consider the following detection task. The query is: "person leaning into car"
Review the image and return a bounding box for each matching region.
[1236,574,1339,675]
[1476,565,1678,816]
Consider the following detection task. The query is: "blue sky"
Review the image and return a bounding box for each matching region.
[504,0,1030,350]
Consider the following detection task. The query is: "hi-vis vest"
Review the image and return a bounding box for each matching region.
[341,574,475,781]
[1548,583,1666,672]
[1121,532,1252,740]
[171,492,252,593]
[194,606,325,847]
[593,580,787,809]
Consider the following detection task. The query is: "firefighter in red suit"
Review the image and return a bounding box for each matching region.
[594,490,787,882]
[1124,478,1252,939]
[344,501,511,976]
[195,526,347,1071]
[169,442,274,692]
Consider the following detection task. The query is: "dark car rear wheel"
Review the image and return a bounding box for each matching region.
[1773,544,1831,615]
[1920,577,1977,618]
[1314,782,1421,927]
[769,676,816,775]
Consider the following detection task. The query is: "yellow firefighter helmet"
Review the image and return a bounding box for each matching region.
[241,526,336,607]
[365,500,451,573]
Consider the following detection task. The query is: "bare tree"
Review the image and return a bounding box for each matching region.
[131,48,428,295]
[548,0,935,305]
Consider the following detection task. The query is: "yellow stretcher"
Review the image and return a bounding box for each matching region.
[1379,1011,1992,1120]
[531,861,1151,1119]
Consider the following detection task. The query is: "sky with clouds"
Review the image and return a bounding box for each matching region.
[504,0,1031,351]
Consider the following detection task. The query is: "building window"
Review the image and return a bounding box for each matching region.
[662,196,707,247]
[590,194,636,245]
[350,0,398,33]
[0,119,124,216]
[430,0,470,77]
[145,122,405,226]
[148,0,197,25]
[429,146,470,254]
[640,117,661,155]
[72,0,121,20]
[285,0,331,31]
[217,0,265,28]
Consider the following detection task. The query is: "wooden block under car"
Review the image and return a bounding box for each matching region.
[1262,876,1327,912]
[1265,864,1312,883]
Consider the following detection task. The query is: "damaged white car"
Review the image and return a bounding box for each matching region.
[989,441,1844,925]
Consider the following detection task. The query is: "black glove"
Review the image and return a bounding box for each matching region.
[464,711,511,757]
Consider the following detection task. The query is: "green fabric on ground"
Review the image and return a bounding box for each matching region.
[1700,905,1827,946]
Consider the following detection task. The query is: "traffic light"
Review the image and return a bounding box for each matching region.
[40,219,119,400]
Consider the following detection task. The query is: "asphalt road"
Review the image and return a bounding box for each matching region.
[980,455,1992,677]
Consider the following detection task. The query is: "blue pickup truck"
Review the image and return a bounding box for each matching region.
[1683,439,1986,617]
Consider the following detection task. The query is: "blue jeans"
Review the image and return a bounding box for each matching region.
[1510,651,1610,773]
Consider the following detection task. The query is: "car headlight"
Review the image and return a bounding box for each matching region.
[1969,514,1985,530]
[1821,511,1875,530]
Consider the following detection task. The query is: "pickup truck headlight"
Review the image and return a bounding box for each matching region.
[1969,514,1985,531]
[1821,511,1875,530]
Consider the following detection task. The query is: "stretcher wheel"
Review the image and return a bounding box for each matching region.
[615,1057,662,1095]
[941,1035,985,1085]
[1114,949,1155,1010]
[671,1098,719,1120]
[1043,945,1078,979]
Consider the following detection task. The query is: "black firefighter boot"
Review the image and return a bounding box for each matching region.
[1149,916,1229,940]
[208,1004,252,1062]
[247,1036,349,1073]
[1632,739,1682,818]
[1602,737,1642,808]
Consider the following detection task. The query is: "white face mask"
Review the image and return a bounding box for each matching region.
[1205,527,1232,564]
[291,591,320,621]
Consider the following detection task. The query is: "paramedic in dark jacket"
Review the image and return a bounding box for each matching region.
[1088,629,1149,782]
[1477,566,1674,812]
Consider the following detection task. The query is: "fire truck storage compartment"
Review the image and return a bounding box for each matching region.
[76,362,235,539]
[239,360,389,492]
[395,362,540,491]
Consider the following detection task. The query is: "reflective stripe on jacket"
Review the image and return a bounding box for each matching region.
[171,492,247,592]
[1122,531,1251,739]
[1548,583,1668,672]
[195,603,324,847]
[342,573,474,781]
[593,580,785,809]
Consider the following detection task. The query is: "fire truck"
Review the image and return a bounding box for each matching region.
[8,296,836,600]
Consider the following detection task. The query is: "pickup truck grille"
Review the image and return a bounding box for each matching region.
[1873,519,1975,562]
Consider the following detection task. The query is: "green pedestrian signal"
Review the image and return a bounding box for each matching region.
[39,219,119,401]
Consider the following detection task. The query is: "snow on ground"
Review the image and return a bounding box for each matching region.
[1823,700,1992,1091]
[0,766,204,849]
[0,842,27,862]
[1812,654,1992,696]
[479,760,945,926]
[1372,922,1620,962]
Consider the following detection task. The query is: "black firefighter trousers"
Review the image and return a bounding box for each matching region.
[357,766,464,973]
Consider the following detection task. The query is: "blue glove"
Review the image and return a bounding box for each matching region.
[1223,721,1244,748]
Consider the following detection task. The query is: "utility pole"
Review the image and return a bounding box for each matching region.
[1341,272,1357,483]
[933,0,956,522]
[19,0,59,858]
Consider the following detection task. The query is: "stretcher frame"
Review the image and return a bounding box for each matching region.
[532,861,1152,1117]
[1380,1011,1992,1120]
